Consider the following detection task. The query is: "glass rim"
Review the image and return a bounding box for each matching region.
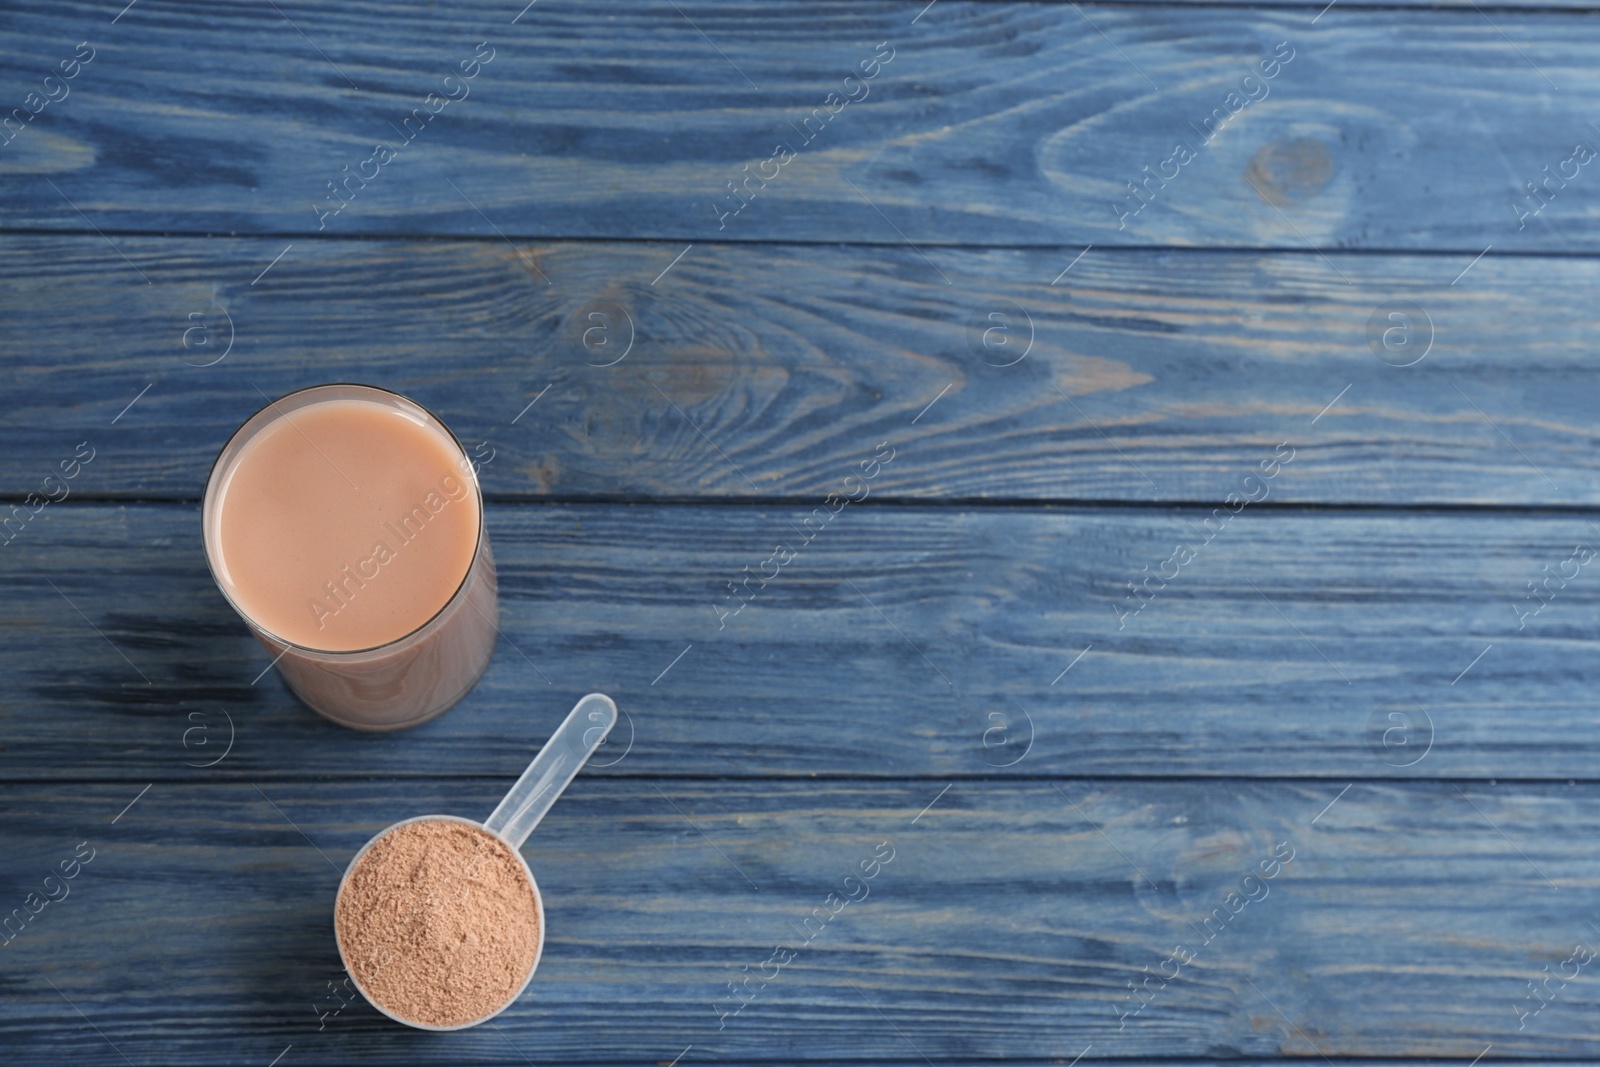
[201,382,488,658]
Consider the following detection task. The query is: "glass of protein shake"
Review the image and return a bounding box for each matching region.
[202,384,498,729]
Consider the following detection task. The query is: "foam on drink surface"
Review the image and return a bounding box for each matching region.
[210,398,481,652]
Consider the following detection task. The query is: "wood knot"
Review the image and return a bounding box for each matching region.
[1245,137,1335,206]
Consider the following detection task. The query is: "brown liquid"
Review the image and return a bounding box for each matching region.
[205,389,498,729]
[211,399,480,652]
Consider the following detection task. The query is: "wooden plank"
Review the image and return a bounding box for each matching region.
[2,3,1598,247]
[4,235,1600,506]
[6,502,1600,782]
[3,777,1597,1063]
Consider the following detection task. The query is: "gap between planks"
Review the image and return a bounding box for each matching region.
[7,227,1600,259]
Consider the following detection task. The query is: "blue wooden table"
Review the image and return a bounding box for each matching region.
[5,1,1600,1063]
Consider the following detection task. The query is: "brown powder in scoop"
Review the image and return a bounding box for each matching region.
[335,818,542,1028]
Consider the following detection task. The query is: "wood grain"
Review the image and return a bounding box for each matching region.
[3,777,1597,1063]
[6,2,1592,1065]
[3,235,1598,505]
[6,502,1599,782]
[1,3,1598,247]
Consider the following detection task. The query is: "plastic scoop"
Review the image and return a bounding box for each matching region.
[334,692,618,1031]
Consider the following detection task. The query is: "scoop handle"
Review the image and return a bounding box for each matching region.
[484,693,617,849]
